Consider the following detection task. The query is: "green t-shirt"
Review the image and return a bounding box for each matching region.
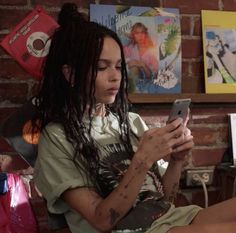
[34,112,170,233]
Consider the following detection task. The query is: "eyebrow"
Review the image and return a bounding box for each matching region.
[98,59,122,64]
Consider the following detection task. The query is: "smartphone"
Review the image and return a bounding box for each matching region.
[167,98,191,123]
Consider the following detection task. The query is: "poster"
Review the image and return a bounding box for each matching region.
[202,10,236,93]
[90,4,181,94]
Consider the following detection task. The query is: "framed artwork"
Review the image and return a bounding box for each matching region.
[90,4,181,94]
[202,10,236,93]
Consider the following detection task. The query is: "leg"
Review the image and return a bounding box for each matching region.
[192,197,236,224]
[168,197,236,233]
[168,222,236,233]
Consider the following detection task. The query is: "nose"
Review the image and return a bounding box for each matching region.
[109,67,121,82]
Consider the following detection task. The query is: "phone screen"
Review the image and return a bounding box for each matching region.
[167,98,191,123]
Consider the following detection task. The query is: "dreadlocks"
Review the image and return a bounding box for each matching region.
[36,3,134,189]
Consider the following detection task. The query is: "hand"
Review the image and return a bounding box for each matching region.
[171,127,194,162]
[135,118,186,169]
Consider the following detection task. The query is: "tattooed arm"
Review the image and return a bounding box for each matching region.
[161,159,184,203]
[162,127,194,202]
[62,155,150,232]
[61,118,188,232]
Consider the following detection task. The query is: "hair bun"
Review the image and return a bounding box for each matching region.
[58,2,85,27]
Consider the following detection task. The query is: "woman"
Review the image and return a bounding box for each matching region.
[34,3,236,233]
[123,22,158,92]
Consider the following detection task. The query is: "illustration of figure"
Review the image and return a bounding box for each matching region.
[123,22,158,92]
[206,31,236,83]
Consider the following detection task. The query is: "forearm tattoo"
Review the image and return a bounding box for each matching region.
[109,208,120,225]
[107,158,148,226]
[168,182,179,203]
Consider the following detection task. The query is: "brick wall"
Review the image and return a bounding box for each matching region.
[1,0,236,232]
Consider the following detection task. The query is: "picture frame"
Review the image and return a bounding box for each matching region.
[202,10,236,93]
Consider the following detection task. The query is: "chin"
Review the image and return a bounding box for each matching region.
[101,98,116,104]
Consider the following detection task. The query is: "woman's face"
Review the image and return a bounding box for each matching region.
[95,37,122,104]
[132,28,146,44]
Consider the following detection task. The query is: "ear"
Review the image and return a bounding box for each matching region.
[62,64,71,82]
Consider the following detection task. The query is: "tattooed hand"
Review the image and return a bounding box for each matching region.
[171,127,194,162]
[135,118,186,169]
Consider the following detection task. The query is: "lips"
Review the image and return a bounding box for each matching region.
[107,88,119,95]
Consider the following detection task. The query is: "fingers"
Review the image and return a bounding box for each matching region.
[165,118,183,132]
[184,108,190,126]
[147,118,189,146]
[173,139,194,153]
[138,120,193,165]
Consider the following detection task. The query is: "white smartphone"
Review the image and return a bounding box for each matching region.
[167,98,191,123]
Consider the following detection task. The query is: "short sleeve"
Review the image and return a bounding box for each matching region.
[128,112,149,137]
[34,123,92,214]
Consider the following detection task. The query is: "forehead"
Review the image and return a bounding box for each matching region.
[99,37,121,60]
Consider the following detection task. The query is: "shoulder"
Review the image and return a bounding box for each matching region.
[128,112,149,136]
[128,112,142,121]
[38,122,74,156]
[41,122,65,139]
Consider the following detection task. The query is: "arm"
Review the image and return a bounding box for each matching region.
[62,118,190,232]
[162,159,184,203]
[162,117,194,202]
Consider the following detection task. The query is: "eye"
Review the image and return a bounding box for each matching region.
[116,61,122,70]
[116,65,122,70]
[97,66,107,71]
[97,60,108,71]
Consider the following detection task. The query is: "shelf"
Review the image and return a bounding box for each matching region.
[128,93,236,104]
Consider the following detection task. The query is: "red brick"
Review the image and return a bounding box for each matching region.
[191,126,228,146]
[0,0,28,5]
[181,16,191,36]
[34,0,83,8]
[191,61,204,77]
[193,16,202,36]
[138,108,169,125]
[182,61,190,77]
[181,76,203,93]
[0,9,30,30]
[0,59,32,80]
[0,82,28,103]
[223,0,236,11]
[182,38,202,59]
[163,0,219,14]
[194,114,224,124]
[192,148,226,166]
[191,107,236,124]
[0,34,8,56]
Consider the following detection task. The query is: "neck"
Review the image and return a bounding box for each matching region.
[95,103,106,117]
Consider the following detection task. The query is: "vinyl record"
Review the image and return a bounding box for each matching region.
[0,98,40,167]
[26,31,51,58]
